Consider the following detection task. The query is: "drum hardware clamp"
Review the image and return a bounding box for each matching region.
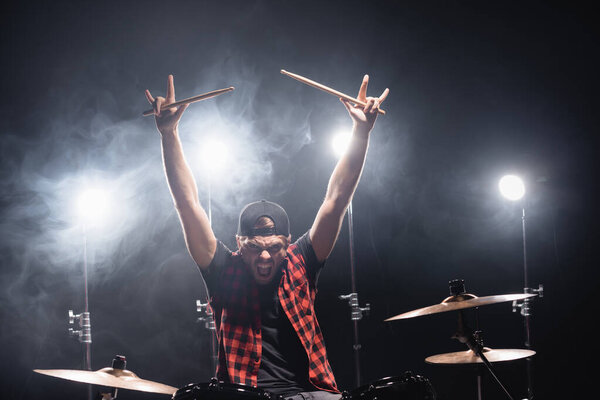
[196,301,216,330]
[68,310,92,344]
[339,293,370,321]
[512,284,543,317]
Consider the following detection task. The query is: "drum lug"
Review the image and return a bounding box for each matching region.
[208,377,220,390]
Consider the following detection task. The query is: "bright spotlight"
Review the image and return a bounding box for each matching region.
[201,139,229,171]
[331,130,352,158]
[499,175,525,201]
[77,188,109,224]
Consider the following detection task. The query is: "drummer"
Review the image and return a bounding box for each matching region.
[146,75,388,400]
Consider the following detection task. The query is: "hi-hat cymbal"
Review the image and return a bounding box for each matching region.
[34,367,177,395]
[385,292,537,321]
[425,347,536,364]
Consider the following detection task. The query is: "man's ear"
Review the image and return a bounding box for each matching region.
[236,235,242,250]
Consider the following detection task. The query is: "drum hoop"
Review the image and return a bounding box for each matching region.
[174,381,270,399]
[346,372,434,397]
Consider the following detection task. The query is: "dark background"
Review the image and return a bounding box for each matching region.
[1,1,598,399]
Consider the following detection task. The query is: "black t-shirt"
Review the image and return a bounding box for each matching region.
[204,232,324,396]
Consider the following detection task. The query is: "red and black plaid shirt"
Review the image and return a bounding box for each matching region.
[205,236,338,393]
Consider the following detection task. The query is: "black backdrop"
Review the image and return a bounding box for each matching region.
[1,1,598,399]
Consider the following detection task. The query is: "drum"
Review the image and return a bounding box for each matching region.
[173,379,276,400]
[342,372,436,400]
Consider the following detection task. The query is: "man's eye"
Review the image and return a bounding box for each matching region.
[269,245,282,252]
[248,243,260,250]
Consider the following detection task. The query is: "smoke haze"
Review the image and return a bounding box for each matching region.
[1,1,597,399]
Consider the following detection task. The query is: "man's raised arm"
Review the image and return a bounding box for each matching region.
[146,75,217,269]
[310,75,389,262]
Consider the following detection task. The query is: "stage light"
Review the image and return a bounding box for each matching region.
[200,139,229,171]
[331,130,352,158]
[499,175,525,201]
[77,188,109,225]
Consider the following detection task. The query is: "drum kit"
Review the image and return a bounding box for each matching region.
[385,279,537,400]
[33,279,537,400]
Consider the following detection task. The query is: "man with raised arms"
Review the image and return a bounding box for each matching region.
[146,74,388,400]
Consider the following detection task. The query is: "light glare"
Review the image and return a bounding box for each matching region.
[201,140,229,170]
[77,188,109,223]
[499,175,525,201]
[331,131,352,158]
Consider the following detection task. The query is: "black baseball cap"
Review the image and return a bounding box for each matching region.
[237,200,290,237]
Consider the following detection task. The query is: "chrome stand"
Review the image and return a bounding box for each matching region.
[510,206,544,400]
[338,202,370,387]
[68,224,93,400]
[449,280,514,400]
[195,175,218,377]
[197,301,218,375]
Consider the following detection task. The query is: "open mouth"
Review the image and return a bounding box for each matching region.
[256,263,273,277]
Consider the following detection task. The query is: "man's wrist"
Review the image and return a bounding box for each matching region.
[160,128,179,143]
[160,127,178,138]
[353,124,372,138]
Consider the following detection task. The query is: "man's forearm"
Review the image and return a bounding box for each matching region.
[325,126,371,211]
[309,125,371,262]
[161,129,201,211]
[160,129,216,267]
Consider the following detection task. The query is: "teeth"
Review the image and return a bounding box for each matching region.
[257,264,272,276]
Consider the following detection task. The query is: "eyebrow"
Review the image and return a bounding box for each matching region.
[246,240,283,248]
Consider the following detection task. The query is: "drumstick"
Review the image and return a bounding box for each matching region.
[280,70,386,115]
[142,86,235,116]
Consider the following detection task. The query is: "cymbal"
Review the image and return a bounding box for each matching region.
[385,292,537,321]
[425,347,536,364]
[34,367,177,395]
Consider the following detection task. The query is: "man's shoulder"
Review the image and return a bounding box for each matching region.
[287,231,311,259]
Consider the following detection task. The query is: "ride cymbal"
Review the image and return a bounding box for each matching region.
[34,367,177,395]
[385,293,536,321]
[425,347,536,364]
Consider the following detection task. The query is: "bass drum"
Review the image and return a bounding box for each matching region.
[172,379,276,400]
[342,372,436,400]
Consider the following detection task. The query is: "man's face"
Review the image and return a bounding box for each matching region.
[237,235,288,285]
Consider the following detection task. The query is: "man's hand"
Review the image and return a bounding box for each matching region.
[341,75,389,134]
[145,75,189,135]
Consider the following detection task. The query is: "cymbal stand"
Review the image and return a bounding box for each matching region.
[453,311,514,400]
[449,279,514,400]
[510,205,544,400]
[195,175,218,377]
[338,201,370,387]
[473,306,484,400]
[197,301,218,375]
[68,223,93,400]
